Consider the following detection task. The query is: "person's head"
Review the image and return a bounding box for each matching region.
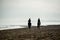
[29,18,31,20]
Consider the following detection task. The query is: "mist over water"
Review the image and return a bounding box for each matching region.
[0,18,60,26]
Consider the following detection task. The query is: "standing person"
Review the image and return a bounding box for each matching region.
[28,18,31,28]
[37,18,41,28]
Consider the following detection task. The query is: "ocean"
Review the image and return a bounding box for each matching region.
[0,18,60,30]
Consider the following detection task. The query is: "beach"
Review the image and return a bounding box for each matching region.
[0,25,60,40]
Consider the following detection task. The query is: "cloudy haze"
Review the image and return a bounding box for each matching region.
[0,0,60,25]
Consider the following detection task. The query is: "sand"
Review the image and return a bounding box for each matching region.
[0,25,60,40]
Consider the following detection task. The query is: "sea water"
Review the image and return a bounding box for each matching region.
[0,18,60,30]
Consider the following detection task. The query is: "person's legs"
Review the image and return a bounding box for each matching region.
[37,23,40,28]
[28,23,31,28]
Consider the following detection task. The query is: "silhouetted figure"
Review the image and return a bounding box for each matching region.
[28,18,31,28]
[37,18,41,28]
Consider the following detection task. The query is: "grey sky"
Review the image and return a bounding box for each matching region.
[0,0,60,25]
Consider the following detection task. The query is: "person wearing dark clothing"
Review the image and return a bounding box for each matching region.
[28,18,31,28]
[37,18,41,28]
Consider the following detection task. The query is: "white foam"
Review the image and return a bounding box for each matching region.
[0,25,25,30]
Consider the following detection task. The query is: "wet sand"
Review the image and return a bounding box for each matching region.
[0,25,60,40]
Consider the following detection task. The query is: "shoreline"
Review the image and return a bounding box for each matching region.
[0,24,60,30]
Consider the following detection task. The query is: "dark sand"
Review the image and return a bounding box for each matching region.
[0,25,60,40]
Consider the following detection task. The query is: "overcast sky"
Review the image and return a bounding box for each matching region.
[0,0,60,25]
